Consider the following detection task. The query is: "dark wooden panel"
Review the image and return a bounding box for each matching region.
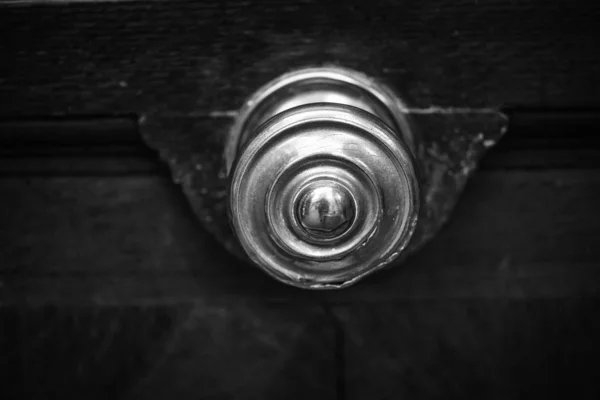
[335,298,600,399]
[2,169,599,304]
[481,110,600,169]
[2,1,599,397]
[0,117,161,175]
[1,0,600,118]
[2,111,600,178]
[0,117,139,145]
[1,304,336,399]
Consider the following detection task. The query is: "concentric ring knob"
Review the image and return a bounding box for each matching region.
[226,67,419,289]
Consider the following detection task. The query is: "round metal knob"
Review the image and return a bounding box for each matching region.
[296,182,356,239]
[226,67,419,289]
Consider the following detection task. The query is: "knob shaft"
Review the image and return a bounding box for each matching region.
[226,67,419,289]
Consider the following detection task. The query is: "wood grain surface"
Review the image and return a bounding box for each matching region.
[2,168,599,304]
[1,0,600,118]
[2,1,600,399]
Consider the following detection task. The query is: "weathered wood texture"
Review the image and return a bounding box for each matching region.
[2,169,599,305]
[1,0,600,118]
[2,1,600,398]
[0,117,161,175]
[2,110,599,177]
[2,305,336,399]
[336,298,600,399]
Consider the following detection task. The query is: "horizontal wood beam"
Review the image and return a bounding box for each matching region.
[1,0,599,117]
[3,169,599,305]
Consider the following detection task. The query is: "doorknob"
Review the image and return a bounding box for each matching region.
[140,65,507,290]
[225,67,419,288]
